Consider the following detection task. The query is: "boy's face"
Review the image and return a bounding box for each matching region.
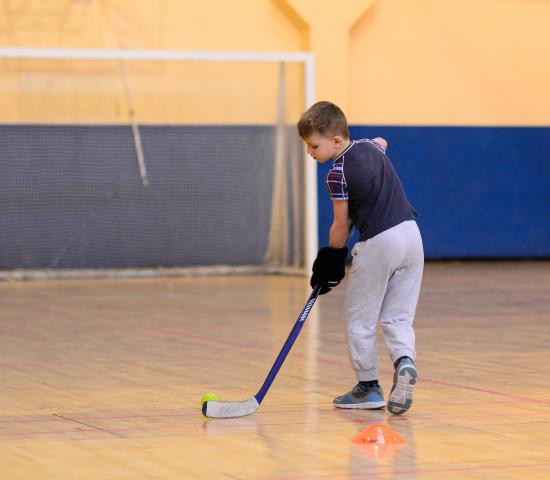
[302,132,344,163]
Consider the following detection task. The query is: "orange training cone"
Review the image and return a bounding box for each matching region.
[352,423,406,445]
[352,424,407,461]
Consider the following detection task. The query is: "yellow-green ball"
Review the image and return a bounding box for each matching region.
[201,392,219,405]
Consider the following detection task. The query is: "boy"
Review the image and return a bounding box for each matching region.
[297,101,423,415]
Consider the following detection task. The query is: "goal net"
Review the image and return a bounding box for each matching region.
[0,48,317,279]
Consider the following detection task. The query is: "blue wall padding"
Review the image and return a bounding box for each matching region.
[317,126,550,258]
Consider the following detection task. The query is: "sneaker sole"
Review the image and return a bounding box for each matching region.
[387,364,417,415]
[333,401,386,410]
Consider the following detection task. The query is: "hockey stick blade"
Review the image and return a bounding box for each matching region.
[202,397,259,419]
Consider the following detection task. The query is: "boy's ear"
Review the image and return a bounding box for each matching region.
[333,135,344,146]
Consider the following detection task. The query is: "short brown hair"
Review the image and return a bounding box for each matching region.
[297,101,349,139]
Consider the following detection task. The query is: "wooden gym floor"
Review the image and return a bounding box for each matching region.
[1,261,549,479]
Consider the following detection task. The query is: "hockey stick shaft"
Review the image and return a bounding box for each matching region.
[203,229,354,418]
[202,285,322,418]
[254,229,354,405]
[254,284,322,404]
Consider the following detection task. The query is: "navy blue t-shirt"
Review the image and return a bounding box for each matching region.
[326,139,417,241]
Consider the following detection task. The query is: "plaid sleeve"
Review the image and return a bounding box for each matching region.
[356,138,386,154]
[326,163,348,200]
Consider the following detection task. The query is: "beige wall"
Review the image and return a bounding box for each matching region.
[349,0,550,125]
[0,1,303,50]
[1,0,549,125]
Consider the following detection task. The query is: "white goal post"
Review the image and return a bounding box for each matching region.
[0,47,318,279]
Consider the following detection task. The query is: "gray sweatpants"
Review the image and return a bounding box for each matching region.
[345,220,424,382]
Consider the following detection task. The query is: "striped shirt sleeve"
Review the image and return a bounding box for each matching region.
[356,138,386,154]
[326,161,348,200]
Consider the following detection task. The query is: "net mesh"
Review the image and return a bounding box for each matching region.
[0,55,307,274]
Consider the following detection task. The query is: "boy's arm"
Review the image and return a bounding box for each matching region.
[310,199,349,295]
[328,200,350,248]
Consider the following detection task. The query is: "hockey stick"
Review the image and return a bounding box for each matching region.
[202,231,354,419]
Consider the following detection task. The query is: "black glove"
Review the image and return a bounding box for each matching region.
[310,246,349,295]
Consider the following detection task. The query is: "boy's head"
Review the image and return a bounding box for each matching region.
[297,101,350,163]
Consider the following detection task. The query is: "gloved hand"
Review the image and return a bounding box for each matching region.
[310,246,349,295]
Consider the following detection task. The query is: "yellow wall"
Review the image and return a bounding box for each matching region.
[0,0,304,50]
[349,0,550,125]
[1,0,549,125]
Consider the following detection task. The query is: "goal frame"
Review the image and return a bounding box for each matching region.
[0,47,318,279]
